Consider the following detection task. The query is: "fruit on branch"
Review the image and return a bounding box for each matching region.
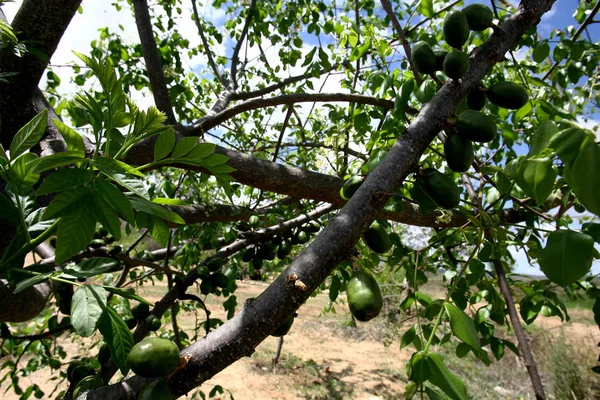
[347,270,383,322]
[132,303,150,321]
[443,11,470,49]
[456,110,497,143]
[362,221,392,254]
[200,278,215,295]
[124,317,138,329]
[271,314,295,337]
[146,315,162,331]
[340,175,363,201]
[127,337,181,378]
[466,88,487,110]
[277,240,293,258]
[444,134,474,172]
[211,272,230,289]
[73,375,103,398]
[415,79,437,104]
[304,220,321,233]
[241,248,255,262]
[463,4,493,31]
[196,265,210,280]
[67,362,96,384]
[443,50,470,79]
[138,380,173,400]
[411,41,436,74]
[207,257,225,272]
[433,49,449,72]
[296,230,309,244]
[248,215,260,227]
[418,168,461,209]
[486,81,529,109]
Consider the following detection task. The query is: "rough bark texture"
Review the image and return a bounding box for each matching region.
[84,1,557,398]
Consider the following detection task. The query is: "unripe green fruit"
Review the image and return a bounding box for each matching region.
[411,41,436,74]
[73,375,103,398]
[145,315,161,331]
[98,344,112,365]
[486,81,529,109]
[200,278,215,295]
[89,239,105,249]
[347,271,383,322]
[419,168,461,209]
[415,79,437,104]
[211,272,231,289]
[207,257,225,272]
[277,240,293,258]
[466,88,487,110]
[124,317,138,330]
[433,49,449,72]
[444,134,474,172]
[456,110,497,143]
[69,363,96,384]
[241,248,255,262]
[443,11,470,49]
[463,4,493,31]
[248,215,260,227]
[132,303,150,321]
[443,50,470,79]
[251,257,263,270]
[196,265,210,280]
[138,380,173,400]
[304,221,320,233]
[271,315,295,337]
[296,231,309,244]
[362,221,392,254]
[127,338,180,378]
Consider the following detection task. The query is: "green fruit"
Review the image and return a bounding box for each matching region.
[124,317,138,330]
[69,363,96,384]
[132,303,150,321]
[89,239,105,249]
[466,88,487,110]
[248,215,260,227]
[196,265,210,280]
[414,79,437,104]
[362,149,388,174]
[433,49,449,71]
[211,272,230,289]
[251,257,263,270]
[362,221,392,254]
[419,168,461,209]
[207,257,225,272]
[486,81,529,109]
[296,231,309,244]
[104,235,116,244]
[340,176,363,200]
[98,343,112,365]
[98,227,109,238]
[271,315,295,337]
[241,248,255,262]
[127,338,180,378]
[347,271,383,322]
[304,221,320,233]
[411,41,436,74]
[277,240,293,258]
[463,4,493,31]
[138,380,173,400]
[145,315,161,331]
[200,278,215,295]
[443,50,470,79]
[443,11,470,49]
[73,375,103,398]
[108,245,122,255]
[444,134,474,172]
[455,110,497,143]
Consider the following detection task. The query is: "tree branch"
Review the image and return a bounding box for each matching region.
[230,0,257,89]
[190,0,226,85]
[131,0,177,125]
[85,1,557,397]
[253,141,367,160]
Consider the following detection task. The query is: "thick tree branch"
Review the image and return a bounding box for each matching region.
[131,0,177,125]
[84,1,556,397]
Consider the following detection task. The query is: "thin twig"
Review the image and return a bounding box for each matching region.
[191,0,226,85]
[230,0,257,89]
[405,0,462,35]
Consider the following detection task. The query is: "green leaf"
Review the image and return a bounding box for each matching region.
[55,204,97,264]
[582,223,600,243]
[92,156,145,178]
[148,216,169,246]
[564,140,600,216]
[52,119,85,155]
[44,186,91,219]
[528,121,558,156]
[13,272,54,294]
[444,302,481,351]
[8,153,40,189]
[0,193,19,225]
[97,306,133,376]
[63,258,119,278]
[71,285,107,337]
[532,41,550,63]
[29,151,85,173]
[494,171,511,195]
[102,286,152,306]
[329,275,341,302]
[9,110,48,159]
[93,196,122,240]
[154,130,175,161]
[516,157,556,205]
[94,179,135,224]
[539,230,594,286]
[36,168,92,196]
[130,197,185,225]
[548,127,592,165]
[187,142,216,161]
[151,197,189,206]
[417,0,434,18]
[400,326,416,349]
[200,153,229,167]
[427,353,468,400]
[0,143,9,166]
[171,137,199,158]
